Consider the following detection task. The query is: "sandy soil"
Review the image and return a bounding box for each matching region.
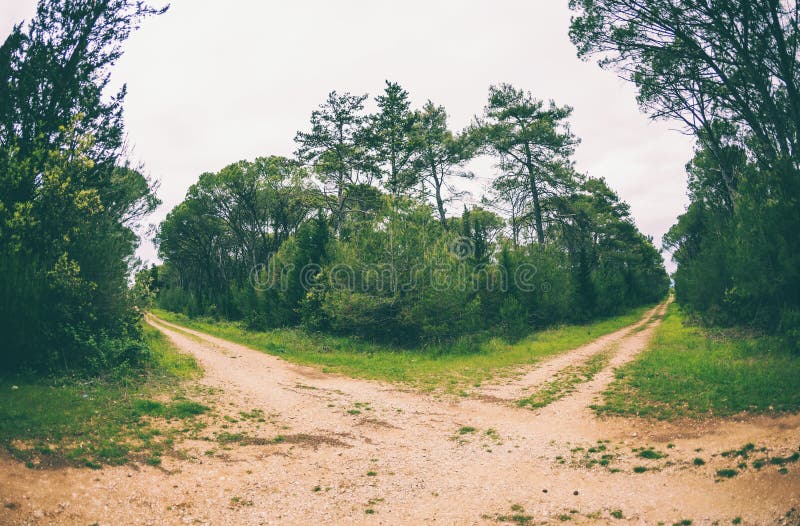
[1,304,798,525]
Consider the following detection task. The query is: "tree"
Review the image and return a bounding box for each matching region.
[0,0,164,371]
[569,0,800,175]
[553,178,669,319]
[367,81,419,197]
[475,84,580,244]
[411,101,475,229]
[569,0,800,333]
[157,81,670,347]
[156,157,318,319]
[295,91,373,233]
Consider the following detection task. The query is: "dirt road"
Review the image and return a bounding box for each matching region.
[2,303,799,525]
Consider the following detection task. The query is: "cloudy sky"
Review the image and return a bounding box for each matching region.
[2,1,693,271]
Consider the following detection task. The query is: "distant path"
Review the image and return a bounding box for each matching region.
[1,302,798,525]
[471,301,668,403]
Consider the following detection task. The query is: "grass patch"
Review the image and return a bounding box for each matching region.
[0,325,205,469]
[151,305,652,393]
[594,304,800,419]
[517,350,611,409]
[490,504,534,525]
[638,448,666,460]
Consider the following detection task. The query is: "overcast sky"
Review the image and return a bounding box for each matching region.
[2,1,693,271]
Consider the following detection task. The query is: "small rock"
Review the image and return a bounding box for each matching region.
[33,510,44,519]
[11,385,18,390]
[573,490,579,495]
[542,489,548,493]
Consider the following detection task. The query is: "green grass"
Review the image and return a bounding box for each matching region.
[594,304,800,419]
[0,325,204,469]
[638,448,666,460]
[151,304,653,393]
[516,349,611,409]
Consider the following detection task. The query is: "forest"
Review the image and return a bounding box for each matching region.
[150,83,670,345]
[1,0,798,373]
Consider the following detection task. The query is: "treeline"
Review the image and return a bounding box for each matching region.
[569,0,800,347]
[0,1,165,371]
[153,82,669,344]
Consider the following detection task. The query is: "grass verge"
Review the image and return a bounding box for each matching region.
[516,349,612,409]
[151,304,654,393]
[593,303,800,419]
[0,325,207,469]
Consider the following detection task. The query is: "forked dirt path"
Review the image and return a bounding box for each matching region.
[1,304,798,525]
[471,301,668,403]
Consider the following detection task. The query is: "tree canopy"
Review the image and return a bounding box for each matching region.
[155,82,669,345]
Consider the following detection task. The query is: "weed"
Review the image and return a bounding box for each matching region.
[611,510,624,519]
[638,448,666,459]
[633,466,647,473]
[716,469,738,478]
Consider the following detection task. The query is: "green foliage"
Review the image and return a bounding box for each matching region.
[156,82,669,346]
[155,156,321,322]
[595,304,800,419]
[367,81,419,196]
[410,100,475,228]
[294,90,374,231]
[569,0,800,340]
[474,83,579,245]
[0,1,164,372]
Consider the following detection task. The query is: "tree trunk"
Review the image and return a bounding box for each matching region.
[529,167,545,244]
